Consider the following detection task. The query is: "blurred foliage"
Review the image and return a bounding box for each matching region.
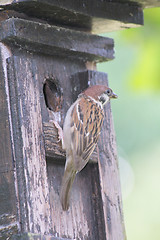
[98,8,160,156]
[121,8,160,92]
[98,7,160,240]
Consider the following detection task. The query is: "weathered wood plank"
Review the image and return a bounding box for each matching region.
[86,70,126,240]
[0,43,19,238]
[3,45,97,238]
[0,0,144,33]
[3,0,158,9]
[43,122,65,161]
[0,18,114,62]
[6,55,52,234]
[47,159,106,240]
[12,232,71,240]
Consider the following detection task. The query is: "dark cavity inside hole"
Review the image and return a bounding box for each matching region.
[43,78,62,112]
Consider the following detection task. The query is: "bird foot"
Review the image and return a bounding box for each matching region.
[51,120,63,144]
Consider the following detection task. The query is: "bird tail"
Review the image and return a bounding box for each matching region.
[60,161,76,211]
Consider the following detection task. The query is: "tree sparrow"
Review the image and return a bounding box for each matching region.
[60,85,117,211]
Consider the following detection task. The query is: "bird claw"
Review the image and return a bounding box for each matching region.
[51,120,63,144]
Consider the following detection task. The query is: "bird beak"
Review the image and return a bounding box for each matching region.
[110,92,118,99]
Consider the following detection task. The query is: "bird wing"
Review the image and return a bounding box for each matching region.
[70,96,104,171]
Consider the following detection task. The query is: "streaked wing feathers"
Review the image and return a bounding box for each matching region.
[70,96,104,171]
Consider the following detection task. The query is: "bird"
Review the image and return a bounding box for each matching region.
[60,85,118,211]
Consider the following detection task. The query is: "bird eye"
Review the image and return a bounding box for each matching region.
[106,89,112,96]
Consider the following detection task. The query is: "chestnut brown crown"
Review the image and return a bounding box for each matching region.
[82,85,118,105]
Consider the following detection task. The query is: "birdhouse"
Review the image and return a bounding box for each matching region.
[0,0,159,239]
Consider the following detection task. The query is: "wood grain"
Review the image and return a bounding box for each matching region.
[0,44,19,239]
[7,55,52,234]
[0,1,144,33]
[0,8,127,239]
[0,18,114,62]
[89,71,126,240]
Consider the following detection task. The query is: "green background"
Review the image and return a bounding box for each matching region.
[98,8,160,240]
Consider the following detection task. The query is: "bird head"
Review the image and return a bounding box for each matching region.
[82,85,118,105]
